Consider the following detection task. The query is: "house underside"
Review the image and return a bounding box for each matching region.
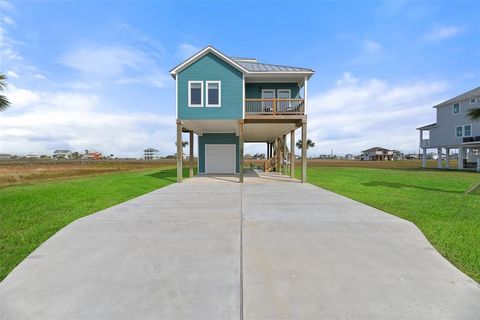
[177,115,307,182]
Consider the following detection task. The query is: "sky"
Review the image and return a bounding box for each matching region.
[1,0,479,157]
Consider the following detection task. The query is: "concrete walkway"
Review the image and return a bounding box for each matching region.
[1,171,479,319]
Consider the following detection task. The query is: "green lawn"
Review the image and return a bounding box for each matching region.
[300,167,480,283]
[0,167,184,282]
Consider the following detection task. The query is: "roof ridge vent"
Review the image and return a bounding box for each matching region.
[231,56,258,63]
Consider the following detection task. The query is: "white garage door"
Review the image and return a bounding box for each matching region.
[205,144,236,174]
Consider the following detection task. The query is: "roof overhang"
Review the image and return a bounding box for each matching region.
[170,45,315,80]
[416,123,438,130]
[169,45,249,79]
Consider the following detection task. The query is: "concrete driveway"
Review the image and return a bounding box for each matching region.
[1,171,479,319]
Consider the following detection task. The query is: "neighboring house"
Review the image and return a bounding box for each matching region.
[345,154,355,160]
[83,151,102,160]
[144,148,159,160]
[417,87,480,170]
[170,45,314,183]
[27,153,40,159]
[361,147,402,161]
[0,154,12,160]
[53,149,72,159]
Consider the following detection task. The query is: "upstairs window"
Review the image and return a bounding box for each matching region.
[471,98,477,104]
[188,81,203,107]
[464,125,472,137]
[456,126,463,137]
[206,81,221,107]
[453,102,460,114]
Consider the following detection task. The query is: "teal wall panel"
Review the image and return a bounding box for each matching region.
[245,83,300,99]
[178,53,243,120]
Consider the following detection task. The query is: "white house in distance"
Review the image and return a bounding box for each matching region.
[53,150,72,159]
[361,147,402,161]
[417,86,480,170]
[144,148,159,160]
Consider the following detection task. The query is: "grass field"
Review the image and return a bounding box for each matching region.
[0,159,177,188]
[300,166,480,283]
[0,165,185,281]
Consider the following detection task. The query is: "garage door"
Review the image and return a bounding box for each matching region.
[205,144,236,174]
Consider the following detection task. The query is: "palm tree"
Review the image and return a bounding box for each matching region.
[467,108,480,121]
[296,139,315,150]
[0,73,11,112]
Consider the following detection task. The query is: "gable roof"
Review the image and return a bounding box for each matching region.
[434,86,480,108]
[362,147,391,153]
[169,45,314,79]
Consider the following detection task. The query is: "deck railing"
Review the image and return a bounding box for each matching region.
[245,98,304,115]
[420,139,430,147]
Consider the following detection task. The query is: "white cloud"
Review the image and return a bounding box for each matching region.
[60,44,169,88]
[424,25,465,42]
[1,16,15,26]
[336,72,358,86]
[0,87,176,157]
[176,43,201,60]
[6,70,18,78]
[304,75,448,155]
[6,85,41,107]
[363,40,382,53]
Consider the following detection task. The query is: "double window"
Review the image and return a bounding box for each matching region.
[456,125,472,137]
[453,102,460,114]
[188,81,221,107]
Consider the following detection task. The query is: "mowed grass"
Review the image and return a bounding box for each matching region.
[0,167,187,282]
[300,166,480,282]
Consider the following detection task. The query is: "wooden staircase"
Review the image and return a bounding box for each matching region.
[263,136,289,172]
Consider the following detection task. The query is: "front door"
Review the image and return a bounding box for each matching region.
[261,89,275,112]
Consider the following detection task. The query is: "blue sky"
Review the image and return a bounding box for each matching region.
[1,0,479,157]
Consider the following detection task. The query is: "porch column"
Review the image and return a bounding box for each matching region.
[239,120,244,183]
[282,134,287,175]
[422,148,427,168]
[266,142,269,159]
[445,148,450,169]
[437,147,443,169]
[276,138,281,172]
[290,129,295,179]
[189,131,194,178]
[301,121,307,183]
[458,147,464,169]
[176,120,183,183]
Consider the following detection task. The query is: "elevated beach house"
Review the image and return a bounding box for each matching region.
[417,86,480,170]
[170,45,314,182]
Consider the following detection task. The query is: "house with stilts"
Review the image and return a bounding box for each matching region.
[417,86,480,171]
[170,45,315,182]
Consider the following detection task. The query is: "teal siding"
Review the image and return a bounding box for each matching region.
[245,83,300,99]
[178,53,243,120]
[198,133,239,173]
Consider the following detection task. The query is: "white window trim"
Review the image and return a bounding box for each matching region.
[452,102,460,115]
[206,81,221,107]
[464,124,473,137]
[188,81,203,107]
[455,126,463,138]
[277,89,291,99]
[470,98,477,104]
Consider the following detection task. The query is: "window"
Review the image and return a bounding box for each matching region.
[188,81,203,107]
[453,103,460,114]
[277,89,291,99]
[206,81,221,107]
[456,126,463,137]
[471,98,477,104]
[464,125,472,137]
